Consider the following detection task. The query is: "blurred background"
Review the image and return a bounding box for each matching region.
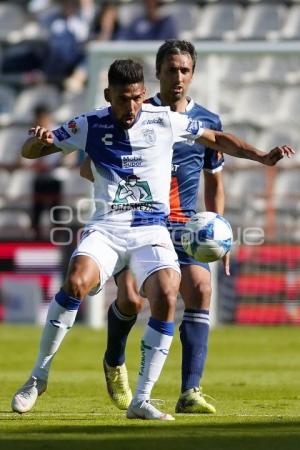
[0,0,299,328]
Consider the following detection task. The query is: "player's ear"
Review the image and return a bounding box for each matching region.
[104,88,110,103]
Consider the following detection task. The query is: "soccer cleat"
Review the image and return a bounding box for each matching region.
[175,387,216,414]
[127,399,175,420]
[11,376,47,414]
[103,359,132,410]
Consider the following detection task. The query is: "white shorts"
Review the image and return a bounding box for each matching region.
[72,224,180,296]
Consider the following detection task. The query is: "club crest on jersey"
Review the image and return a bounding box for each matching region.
[67,120,79,134]
[142,128,156,145]
[186,119,200,135]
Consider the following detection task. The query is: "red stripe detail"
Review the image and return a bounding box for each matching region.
[169,176,189,223]
[236,304,300,325]
[0,242,56,259]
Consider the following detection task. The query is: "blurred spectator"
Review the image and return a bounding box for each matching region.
[26,105,62,239]
[116,0,178,41]
[2,0,90,88]
[90,1,120,41]
[39,0,89,84]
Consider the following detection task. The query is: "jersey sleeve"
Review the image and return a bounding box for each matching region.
[52,114,88,154]
[168,111,204,144]
[203,117,224,173]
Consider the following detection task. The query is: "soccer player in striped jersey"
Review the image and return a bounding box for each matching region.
[12,58,293,420]
[79,42,294,415]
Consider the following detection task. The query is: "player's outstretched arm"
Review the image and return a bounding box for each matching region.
[197,129,295,166]
[22,126,61,159]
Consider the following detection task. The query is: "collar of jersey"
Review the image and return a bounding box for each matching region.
[152,93,195,112]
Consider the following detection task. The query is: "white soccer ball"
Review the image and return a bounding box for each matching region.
[181,212,233,263]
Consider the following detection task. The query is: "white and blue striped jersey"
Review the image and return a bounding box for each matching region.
[52,103,204,227]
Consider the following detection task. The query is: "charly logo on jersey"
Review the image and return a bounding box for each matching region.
[112,175,153,211]
[142,128,156,145]
[121,154,143,168]
[101,133,113,145]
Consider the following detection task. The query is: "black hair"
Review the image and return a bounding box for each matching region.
[108,59,144,86]
[156,40,197,76]
[34,104,51,117]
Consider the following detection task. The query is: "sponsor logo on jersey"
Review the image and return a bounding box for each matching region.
[172,163,179,173]
[141,117,164,127]
[67,120,79,134]
[121,155,143,168]
[112,175,153,211]
[142,128,156,145]
[53,126,71,142]
[186,119,201,135]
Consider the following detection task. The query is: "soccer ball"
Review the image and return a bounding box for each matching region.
[181,212,233,263]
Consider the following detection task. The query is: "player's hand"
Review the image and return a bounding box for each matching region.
[222,251,230,276]
[29,126,54,146]
[263,145,295,166]
[126,190,134,196]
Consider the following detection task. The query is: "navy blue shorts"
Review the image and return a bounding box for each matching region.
[169,225,210,272]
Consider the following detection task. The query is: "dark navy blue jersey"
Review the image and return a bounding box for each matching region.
[149,94,224,224]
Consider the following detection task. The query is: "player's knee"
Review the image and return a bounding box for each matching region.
[192,281,212,309]
[64,273,93,300]
[117,291,143,315]
[158,284,178,310]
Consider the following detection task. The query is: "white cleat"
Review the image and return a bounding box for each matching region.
[127,399,175,421]
[11,376,47,414]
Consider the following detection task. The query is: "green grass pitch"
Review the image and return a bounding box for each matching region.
[0,324,299,450]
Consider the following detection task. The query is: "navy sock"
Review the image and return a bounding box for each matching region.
[104,300,137,367]
[179,308,209,392]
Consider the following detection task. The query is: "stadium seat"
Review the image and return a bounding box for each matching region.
[0,126,27,166]
[256,126,300,167]
[0,85,16,126]
[54,167,92,207]
[0,210,32,239]
[273,169,300,213]
[0,3,28,42]
[230,3,287,40]
[53,91,87,124]
[220,55,261,85]
[6,168,35,208]
[222,84,280,128]
[160,3,199,40]
[278,5,300,40]
[13,85,60,124]
[0,169,10,208]
[242,56,300,85]
[224,168,267,222]
[271,86,300,126]
[194,3,242,41]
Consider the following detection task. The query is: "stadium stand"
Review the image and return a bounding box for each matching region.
[0,0,299,325]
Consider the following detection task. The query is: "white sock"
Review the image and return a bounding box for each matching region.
[31,297,78,381]
[134,324,173,402]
